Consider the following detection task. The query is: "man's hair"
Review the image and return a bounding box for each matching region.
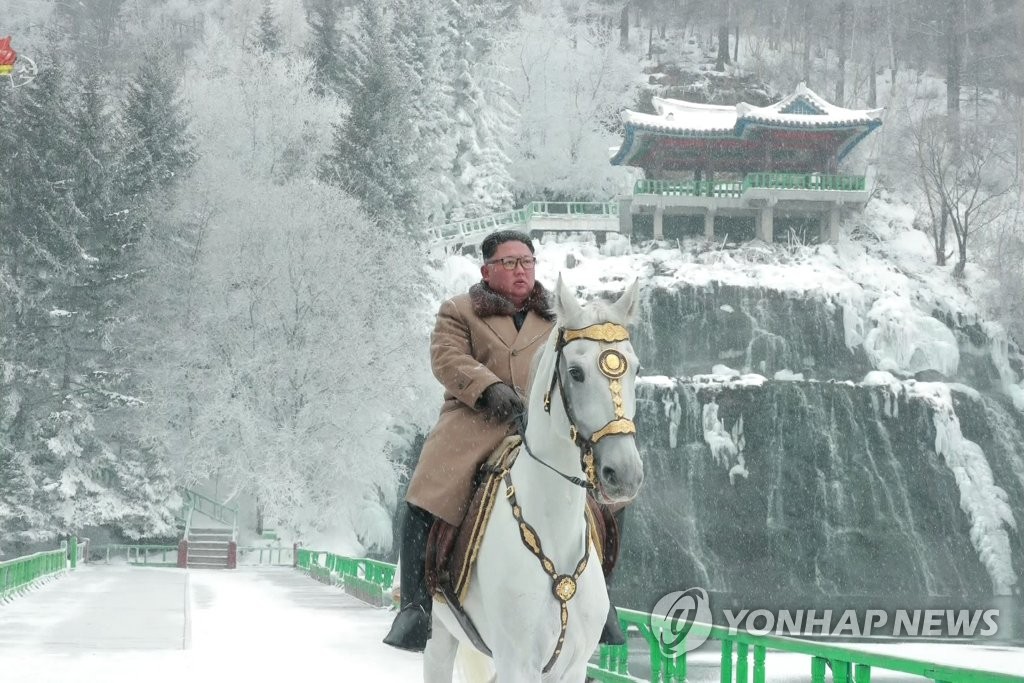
[481,230,535,260]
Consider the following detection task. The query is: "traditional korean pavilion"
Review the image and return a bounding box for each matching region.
[611,83,883,243]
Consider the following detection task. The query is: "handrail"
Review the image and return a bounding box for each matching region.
[237,545,293,566]
[91,544,179,567]
[296,548,396,607]
[0,548,67,600]
[633,173,866,197]
[181,488,239,542]
[427,200,619,246]
[588,607,1023,683]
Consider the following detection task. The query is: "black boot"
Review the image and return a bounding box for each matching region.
[599,507,627,646]
[383,503,435,652]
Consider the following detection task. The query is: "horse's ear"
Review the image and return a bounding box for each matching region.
[553,273,583,322]
[612,278,641,324]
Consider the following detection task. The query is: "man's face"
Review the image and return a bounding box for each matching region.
[481,240,536,307]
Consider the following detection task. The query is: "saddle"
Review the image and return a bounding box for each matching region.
[425,435,620,604]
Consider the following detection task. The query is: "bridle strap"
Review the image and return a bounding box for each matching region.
[541,323,636,488]
[503,467,592,673]
[521,434,593,490]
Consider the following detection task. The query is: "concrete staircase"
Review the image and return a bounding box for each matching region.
[186,527,232,569]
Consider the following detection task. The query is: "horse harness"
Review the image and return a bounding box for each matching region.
[513,321,636,673]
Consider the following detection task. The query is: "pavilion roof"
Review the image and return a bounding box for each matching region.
[611,83,883,169]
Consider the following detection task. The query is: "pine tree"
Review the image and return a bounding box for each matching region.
[319,1,426,234]
[118,49,196,240]
[392,0,459,224]
[255,1,282,54]
[305,0,342,97]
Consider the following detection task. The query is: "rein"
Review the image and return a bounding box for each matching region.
[502,320,636,673]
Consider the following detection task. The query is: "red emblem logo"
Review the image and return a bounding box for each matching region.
[0,36,16,76]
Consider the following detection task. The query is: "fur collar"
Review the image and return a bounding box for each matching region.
[470,281,555,321]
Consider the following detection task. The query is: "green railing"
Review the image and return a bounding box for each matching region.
[237,546,293,566]
[632,180,743,198]
[743,172,866,191]
[588,608,1022,683]
[427,201,619,244]
[0,548,67,601]
[633,173,866,197]
[182,488,239,542]
[296,548,396,607]
[92,544,179,567]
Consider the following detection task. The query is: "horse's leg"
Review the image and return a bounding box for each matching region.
[423,609,458,683]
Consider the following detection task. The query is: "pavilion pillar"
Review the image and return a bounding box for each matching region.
[704,209,716,240]
[618,197,633,235]
[827,203,842,243]
[757,205,775,243]
[654,205,665,240]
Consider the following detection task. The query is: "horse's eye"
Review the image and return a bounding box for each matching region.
[568,366,585,382]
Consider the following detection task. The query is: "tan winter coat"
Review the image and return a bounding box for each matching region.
[405,281,556,526]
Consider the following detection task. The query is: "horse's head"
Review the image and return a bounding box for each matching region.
[540,275,644,505]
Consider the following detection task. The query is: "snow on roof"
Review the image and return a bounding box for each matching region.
[619,83,883,135]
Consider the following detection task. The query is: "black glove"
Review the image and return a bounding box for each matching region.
[479,383,524,423]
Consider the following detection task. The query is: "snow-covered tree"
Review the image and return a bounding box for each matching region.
[118,48,196,224]
[304,0,343,97]
[447,0,517,218]
[255,1,283,53]
[319,0,427,234]
[500,0,639,199]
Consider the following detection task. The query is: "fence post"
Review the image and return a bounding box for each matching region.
[177,539,188,568]
[69,536,78,569]
[227,541,237,569]
[293,543,299,568]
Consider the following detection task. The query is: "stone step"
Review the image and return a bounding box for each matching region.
[188,560,229,569]
[188,534,232,542]
[189,540,229,552]
[188,549,228,559]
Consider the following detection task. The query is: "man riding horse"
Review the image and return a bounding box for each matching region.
[384,229,628,652]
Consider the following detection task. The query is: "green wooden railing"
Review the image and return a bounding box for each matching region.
[296,548,396,607]
[633,173,866,197]
[92,544,179,567]
[588,608,1022,683]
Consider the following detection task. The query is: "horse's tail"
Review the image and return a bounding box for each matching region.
[455,643,495,683]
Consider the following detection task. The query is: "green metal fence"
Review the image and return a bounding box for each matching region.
[588,608,1022,683]
[743,172,866,192]
[296,548,396,608]
[237,545,293,566]
[428,201,620,245]
[92,544,179,567]
[0,548,67,601]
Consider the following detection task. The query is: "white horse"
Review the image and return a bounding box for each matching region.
[425,275,645,683]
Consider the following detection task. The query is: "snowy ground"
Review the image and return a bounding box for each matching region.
[0,566,1021,682]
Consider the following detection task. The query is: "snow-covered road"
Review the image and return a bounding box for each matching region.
[1,565,1021,682]
[0,565,421,682]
